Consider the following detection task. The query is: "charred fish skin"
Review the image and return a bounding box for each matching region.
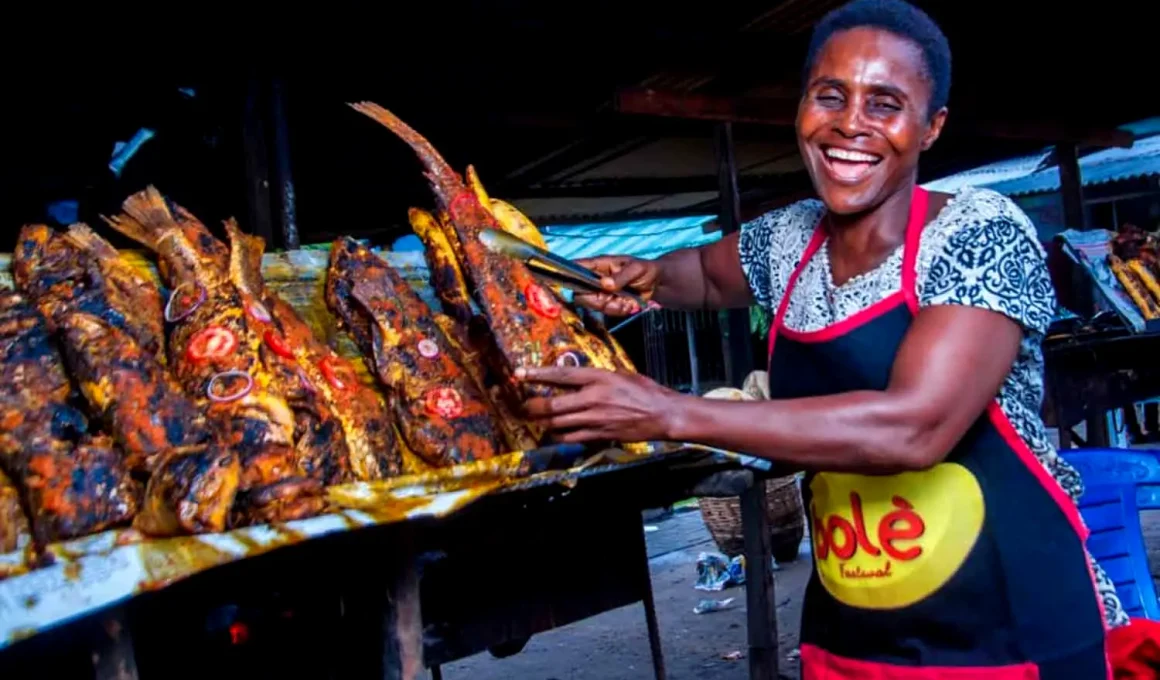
[0,292,139,544]
[13,224,206,474]
[327,238,505,466]
[349,102,590,399]
[224,222,395,480]
[106,187,328,527]
[0,468,30,555]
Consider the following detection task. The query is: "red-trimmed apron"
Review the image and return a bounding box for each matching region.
[769,187,1109,679]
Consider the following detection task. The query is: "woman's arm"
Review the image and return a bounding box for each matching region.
[520,304,1022,474]
[575,231,755,315]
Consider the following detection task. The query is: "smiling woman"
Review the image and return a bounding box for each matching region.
[516,0,1127,677]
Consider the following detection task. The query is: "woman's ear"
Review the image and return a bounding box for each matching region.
[921,108,949,151]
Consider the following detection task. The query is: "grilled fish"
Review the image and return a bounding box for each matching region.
[327,238,506,466]
[0,292,139,543]
[350,102,592,400]
[0,468,30,554]
[225,222,399,480]
[106,188,328,526]
[13,224,206,473]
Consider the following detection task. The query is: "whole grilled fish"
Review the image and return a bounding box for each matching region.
[326,238,505,466]
[106,188,328,526]
[350,102,597,400]
[350,103,633,401]
[0,292,139,543]
[225,221,399,480]
[408,209,538,451]
[13,224,206,473]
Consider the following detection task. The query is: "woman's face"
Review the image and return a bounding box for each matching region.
[797,27,947,215]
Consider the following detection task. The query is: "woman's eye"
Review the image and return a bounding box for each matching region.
[869,99,902,112]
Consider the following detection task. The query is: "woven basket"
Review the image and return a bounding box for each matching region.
[699,475,805,562]
[698,373,805,562]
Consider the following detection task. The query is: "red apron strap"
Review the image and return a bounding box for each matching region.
[901,186,929,313]
[767,224,827,359]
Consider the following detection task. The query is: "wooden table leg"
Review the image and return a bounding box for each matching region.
[91,607,139,680]
[740,480,777,680]
[638,526,667,680]
[384,539,425,680]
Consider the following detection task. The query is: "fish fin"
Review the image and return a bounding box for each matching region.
[225,218,267,298]
[465,165,492,212]
[62,223,119,260]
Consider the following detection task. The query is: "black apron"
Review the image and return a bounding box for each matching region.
[767,187,1109,679]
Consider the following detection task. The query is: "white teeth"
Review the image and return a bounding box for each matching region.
[825,148,880,163]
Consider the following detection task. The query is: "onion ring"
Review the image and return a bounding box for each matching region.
[206,370,253,403]
[164,282,206,323]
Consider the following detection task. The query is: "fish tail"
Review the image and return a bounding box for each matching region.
[103,186,175,249]
[348,101,466,205]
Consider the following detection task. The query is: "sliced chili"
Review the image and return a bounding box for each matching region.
[525,283,561,319]
[424,387,464,419]
[186,326,238,363]
[263,330,295,359]
[319,355,352,391]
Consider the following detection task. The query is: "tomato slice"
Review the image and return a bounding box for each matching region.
[525,283,561,319]
[424,387,464,419]
[186,326,238,362]
[319,356,352,391]
[263,330,295,359]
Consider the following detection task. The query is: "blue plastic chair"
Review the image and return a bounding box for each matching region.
[1059,448,1160,620]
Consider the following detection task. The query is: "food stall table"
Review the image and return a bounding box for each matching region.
[0,445,782,680]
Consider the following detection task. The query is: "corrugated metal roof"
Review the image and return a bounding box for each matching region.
[923,118,1160,196]
[389,216,721,262]
[984,133,1160,196]
[543,215,720,260]
[921,150,1053,193]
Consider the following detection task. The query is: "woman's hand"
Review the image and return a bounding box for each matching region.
[517,365,682,442]
[573,255,661,316]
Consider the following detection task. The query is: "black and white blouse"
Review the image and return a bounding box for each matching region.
[739,186,1128,628]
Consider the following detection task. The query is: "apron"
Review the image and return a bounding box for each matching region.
[768,187,1109,679]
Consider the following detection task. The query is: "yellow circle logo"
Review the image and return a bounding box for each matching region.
[809,463,985,610]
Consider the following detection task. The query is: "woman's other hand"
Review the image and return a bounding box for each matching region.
[517,365,682,443]
[573,255,660,316]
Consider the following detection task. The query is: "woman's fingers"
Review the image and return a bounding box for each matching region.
[515,365,608,386]
[523,391,592,418]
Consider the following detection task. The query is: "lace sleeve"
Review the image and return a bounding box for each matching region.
[739,200,825,312]
[920,194,1056,335]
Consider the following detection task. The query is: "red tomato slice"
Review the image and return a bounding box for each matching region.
[263,331,295,359]
[319,356,352,391]
[424,387,464,419]
[525,284,561,319]
[186,326,238,362]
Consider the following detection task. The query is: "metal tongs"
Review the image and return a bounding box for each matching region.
[479,229,655,332]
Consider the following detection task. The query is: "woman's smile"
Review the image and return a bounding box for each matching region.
[819,144,885,184]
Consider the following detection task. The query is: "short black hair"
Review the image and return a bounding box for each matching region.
[803,0,951,117]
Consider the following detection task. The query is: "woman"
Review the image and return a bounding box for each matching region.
[517,0,1126,676]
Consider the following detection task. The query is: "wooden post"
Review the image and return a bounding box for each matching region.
[1058,144,1087,230]
[714,122,755,387]
[1058,143,1110,446]
[241,76,276,247]
[741,480,777,680]
[270,78,300,250]
[90,608,139,680]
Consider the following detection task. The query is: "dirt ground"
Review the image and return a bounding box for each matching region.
[430,505,1160,680]
[438,510,811,680]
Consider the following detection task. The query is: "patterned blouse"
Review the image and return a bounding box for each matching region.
[738,186,1128,628]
